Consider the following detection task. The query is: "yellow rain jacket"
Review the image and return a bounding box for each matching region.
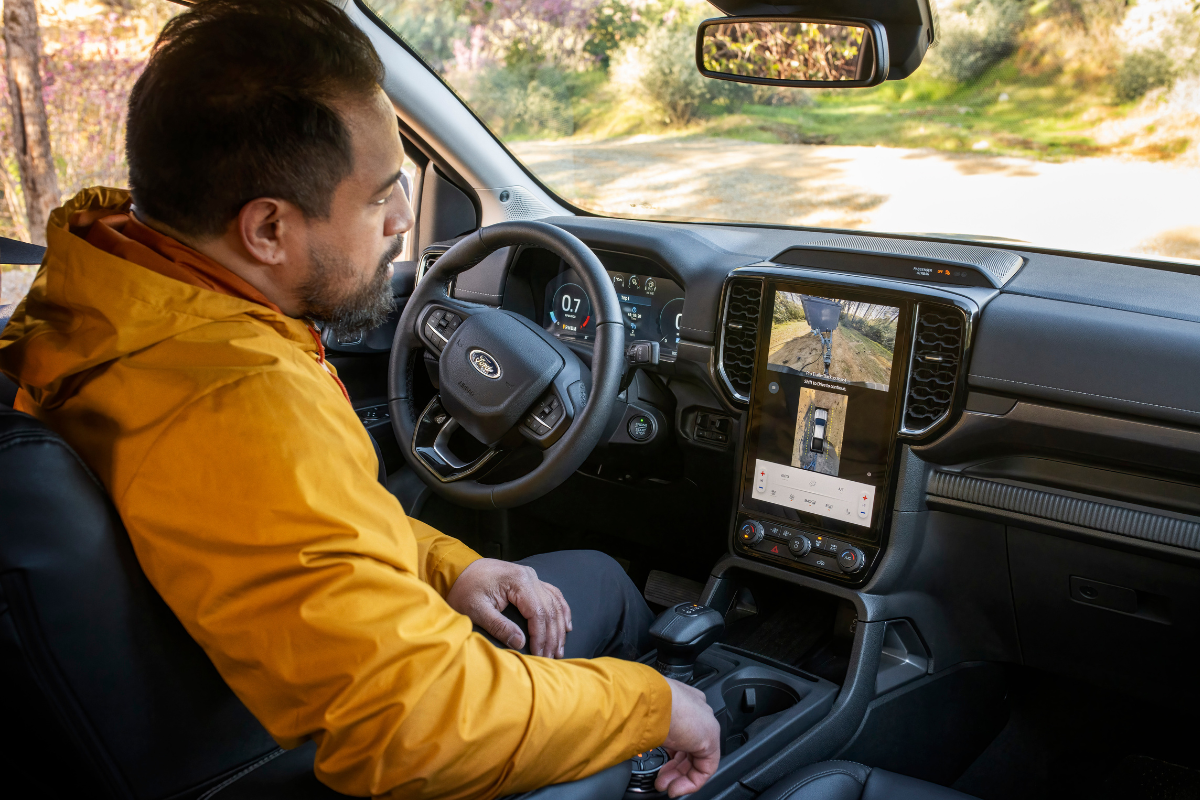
[0,188,671,799]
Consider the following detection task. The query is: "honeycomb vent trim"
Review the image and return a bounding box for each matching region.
[720,279,763,402]
[903,305,965,434]
[809,235,1024,285]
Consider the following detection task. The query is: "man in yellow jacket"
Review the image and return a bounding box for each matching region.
[0,0,720,798]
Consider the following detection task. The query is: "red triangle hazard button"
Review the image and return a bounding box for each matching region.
[770,545,780,554]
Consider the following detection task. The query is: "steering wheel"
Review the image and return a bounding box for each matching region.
[389,222,624,509]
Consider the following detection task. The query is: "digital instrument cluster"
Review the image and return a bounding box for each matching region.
[543,269,685,359]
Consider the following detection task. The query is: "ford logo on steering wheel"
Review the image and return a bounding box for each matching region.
[468,349,503,380]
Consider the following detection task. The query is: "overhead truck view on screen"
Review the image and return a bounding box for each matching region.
[2,0,1199,798]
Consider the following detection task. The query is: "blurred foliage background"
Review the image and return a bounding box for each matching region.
[1,0,178,304]
[371,0,1200,160]
[2,0,1199,308]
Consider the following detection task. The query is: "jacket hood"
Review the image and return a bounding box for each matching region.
[0,187,314,409]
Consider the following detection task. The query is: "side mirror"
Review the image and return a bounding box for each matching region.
[696,16,889,88]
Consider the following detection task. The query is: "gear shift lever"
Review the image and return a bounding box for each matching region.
[648,602,725,682]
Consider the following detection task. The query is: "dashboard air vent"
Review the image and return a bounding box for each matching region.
[415,247,447,285]
[719,278,763,402]
[903,305,965,434]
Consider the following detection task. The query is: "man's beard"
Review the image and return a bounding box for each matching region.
[300,235,403,339]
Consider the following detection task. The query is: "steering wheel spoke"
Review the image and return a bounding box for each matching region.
[416,301,481,359]
[518,374,590,450]
[412,396,503,482]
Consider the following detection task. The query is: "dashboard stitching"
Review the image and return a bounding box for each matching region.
[972,375,1200,419]
[455,288,502,300]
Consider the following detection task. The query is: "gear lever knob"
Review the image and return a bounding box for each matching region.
[648,602,724,682]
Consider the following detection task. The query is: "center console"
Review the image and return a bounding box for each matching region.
[626,602,840,800]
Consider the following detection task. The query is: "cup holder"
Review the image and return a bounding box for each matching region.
[717,678,800,755]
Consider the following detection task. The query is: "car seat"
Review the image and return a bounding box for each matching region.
[0,390,628,799]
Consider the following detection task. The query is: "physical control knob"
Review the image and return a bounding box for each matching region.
[838,545,866,574]
[738,520,764,546]
[788,535,812,557]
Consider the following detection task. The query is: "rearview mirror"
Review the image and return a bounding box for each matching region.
[696,17,889,88]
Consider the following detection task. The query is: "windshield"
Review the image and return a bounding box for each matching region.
[365,0,1200,265]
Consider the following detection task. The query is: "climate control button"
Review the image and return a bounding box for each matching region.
[838,546,866,574]
[787,534,812,557]
[738,520,764,546]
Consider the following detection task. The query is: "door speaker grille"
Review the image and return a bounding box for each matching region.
[719,279,763,402]
[903,305,964,434]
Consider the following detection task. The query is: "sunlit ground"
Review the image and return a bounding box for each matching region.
[512,136,1200,264]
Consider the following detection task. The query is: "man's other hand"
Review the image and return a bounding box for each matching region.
[446,558,572,658]
[656,678,721,798]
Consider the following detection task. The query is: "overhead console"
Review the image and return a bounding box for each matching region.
[725,269,974,585]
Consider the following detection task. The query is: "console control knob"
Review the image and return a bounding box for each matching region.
[628,747,670,793]
[788,535,812,557]
[738,520,764,546]
[838,546,866,573]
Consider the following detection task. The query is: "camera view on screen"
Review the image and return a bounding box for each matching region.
[792,384,848,477]
[768,293,898,391]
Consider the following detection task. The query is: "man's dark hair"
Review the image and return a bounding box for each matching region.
[126,0,385,238]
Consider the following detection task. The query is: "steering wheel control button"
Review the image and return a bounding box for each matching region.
[627,414,654,441]
[523,392,564,436]
[788,534,812,557]
[424,309,462,354]
[838,546,866,573]
[738,520,764,545]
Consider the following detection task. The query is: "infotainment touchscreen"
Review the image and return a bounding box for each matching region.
[740,284,909,539]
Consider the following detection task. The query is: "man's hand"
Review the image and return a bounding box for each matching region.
[446,558,572,658]
[656,678,721,798]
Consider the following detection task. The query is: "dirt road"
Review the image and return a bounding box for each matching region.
[512,136,1200,262]
[769,325,892,387]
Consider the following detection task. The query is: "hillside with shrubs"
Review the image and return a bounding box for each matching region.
[373,0,1200,162]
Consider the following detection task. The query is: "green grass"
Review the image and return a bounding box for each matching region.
[695,58,1124,160]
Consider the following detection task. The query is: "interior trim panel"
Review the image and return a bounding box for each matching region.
[968,293,1200,427]
[927,471,1200,553]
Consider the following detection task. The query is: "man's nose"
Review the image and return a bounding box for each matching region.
[385,192,415,237]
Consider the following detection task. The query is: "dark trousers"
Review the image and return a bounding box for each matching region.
[477,550,655,660]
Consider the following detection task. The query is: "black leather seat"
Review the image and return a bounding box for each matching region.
[0,399,628,799]
[760,761,977,800]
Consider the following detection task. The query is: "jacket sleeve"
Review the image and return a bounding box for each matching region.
[409,516,480,598]
[117,370,671,800]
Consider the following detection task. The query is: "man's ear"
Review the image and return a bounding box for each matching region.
[237,198,298,266]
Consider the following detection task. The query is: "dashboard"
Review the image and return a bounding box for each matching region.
[445,215,1200,596]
